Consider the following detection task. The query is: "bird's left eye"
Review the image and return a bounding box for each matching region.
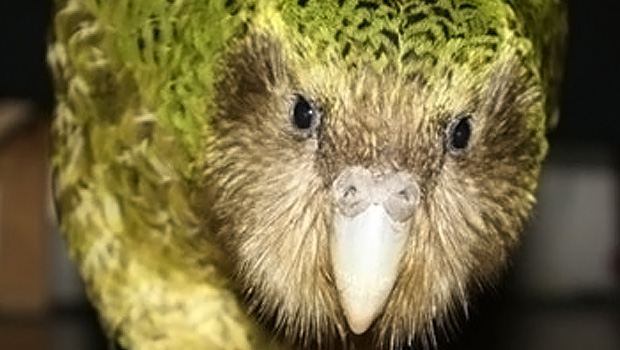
[447,115,472,151]
[291,94,319,131]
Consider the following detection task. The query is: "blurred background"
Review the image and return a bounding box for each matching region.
[0,0,618,349]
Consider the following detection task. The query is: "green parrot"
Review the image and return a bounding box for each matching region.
[49,0,567,349]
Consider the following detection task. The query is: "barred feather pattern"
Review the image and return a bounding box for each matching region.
[50,0,565,349]
[50,0,285,349]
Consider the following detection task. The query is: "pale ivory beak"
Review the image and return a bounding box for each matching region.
[332,205,408,334]
[330,167,417,334]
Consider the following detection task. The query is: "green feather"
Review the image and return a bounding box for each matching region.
[50,1,566,349]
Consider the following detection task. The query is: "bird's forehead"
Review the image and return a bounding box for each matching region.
[279,0,523,77]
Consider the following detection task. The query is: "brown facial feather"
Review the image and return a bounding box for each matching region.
[202,33,346,348]
[376,64,546,349]
[200,31,546,349]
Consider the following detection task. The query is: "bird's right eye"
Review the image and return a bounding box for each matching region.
[291,94,318,131]
[446,114,472,151]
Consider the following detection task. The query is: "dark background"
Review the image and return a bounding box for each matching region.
[0,1,618,350]
[0,0,53,112]
[552,0,619,148]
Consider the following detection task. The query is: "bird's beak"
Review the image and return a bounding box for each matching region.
[330,167,417,334]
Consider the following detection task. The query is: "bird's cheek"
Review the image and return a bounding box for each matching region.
[329,166,419,335]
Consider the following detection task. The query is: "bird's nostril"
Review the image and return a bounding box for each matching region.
[333,167,418,220]
[397,189,410,202]
[333,167,374,217]
[343,185,357,199]
[383,174,419,222]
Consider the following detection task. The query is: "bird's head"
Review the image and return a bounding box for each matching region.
[201,2,548,349]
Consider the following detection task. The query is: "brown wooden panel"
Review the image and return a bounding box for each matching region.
[0,101,50,315]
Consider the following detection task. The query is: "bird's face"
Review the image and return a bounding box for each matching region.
[202,31,547,349]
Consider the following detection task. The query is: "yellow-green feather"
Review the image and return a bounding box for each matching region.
[277,0,565,127]
[50,0,281,349]
[50,0,565,349]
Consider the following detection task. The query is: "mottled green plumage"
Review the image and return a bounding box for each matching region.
[50,1,566,349]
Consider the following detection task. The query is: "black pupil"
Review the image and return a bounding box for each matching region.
[293,95,314,130]
[450,117,471,149]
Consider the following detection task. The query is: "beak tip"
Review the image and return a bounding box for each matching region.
[345,311,376,335]
[332,205,407,336]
